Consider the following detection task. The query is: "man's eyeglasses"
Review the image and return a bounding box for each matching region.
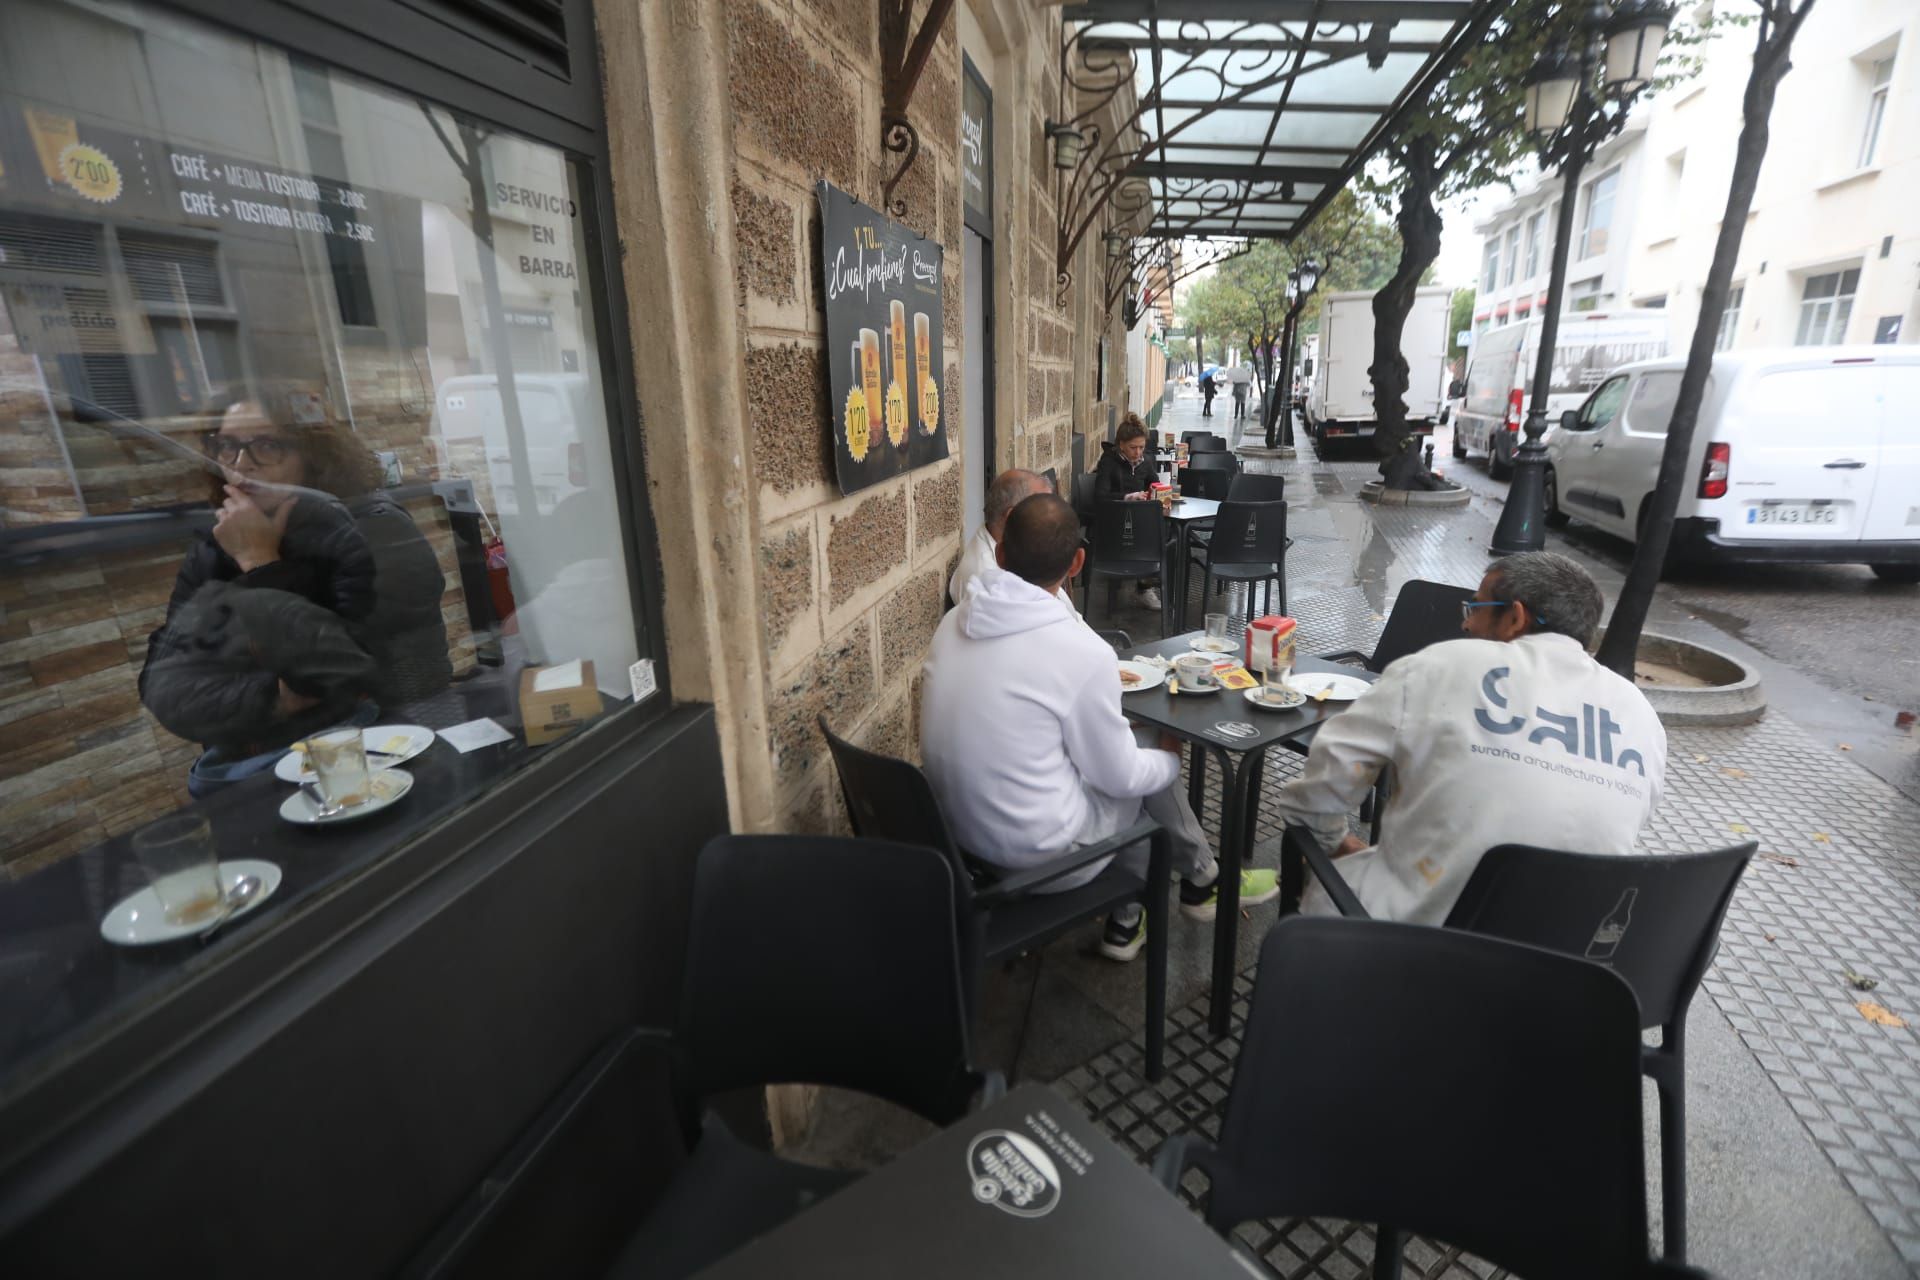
[203,433,293,466]
[1460,599,1512,623]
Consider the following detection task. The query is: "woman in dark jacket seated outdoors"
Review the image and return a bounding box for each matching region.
[140,385,451,795]
[1091,412,1161,610]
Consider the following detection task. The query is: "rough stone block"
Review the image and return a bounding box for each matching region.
[879,566,944,662]
[726,0,860,192]
[731,177,797,307]
[794,0,872,59]
[863,691,916,765]
[1026,371,1044,420]
[746,342,834,497]
[767,616,874,787]
[912,462,961,553]
[825,484,908,610]
[760,520,816,657]
[939,169,960,257]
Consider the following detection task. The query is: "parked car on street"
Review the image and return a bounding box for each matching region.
[1455,310,1669,479]
[1543,346,1920,581]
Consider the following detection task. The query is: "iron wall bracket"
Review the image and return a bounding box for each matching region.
[879,0,957,219]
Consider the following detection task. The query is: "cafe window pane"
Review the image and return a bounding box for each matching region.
[0,0,650,904]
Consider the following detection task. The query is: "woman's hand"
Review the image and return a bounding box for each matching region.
[214,484,295,572]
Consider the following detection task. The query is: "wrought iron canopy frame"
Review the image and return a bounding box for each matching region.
[1100,233,1250,321]
[880,0,958,218]
[1055,0,1491,303]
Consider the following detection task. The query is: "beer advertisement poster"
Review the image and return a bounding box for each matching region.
[817,182,948,495]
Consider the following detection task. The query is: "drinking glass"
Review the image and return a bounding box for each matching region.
[1205,612,1229,650]
[306,729,372,813]
[1263,659,1293,705]
[131,813,224,925]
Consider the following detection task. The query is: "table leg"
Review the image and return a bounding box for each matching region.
[1206,746,1256,1040]
[1186,742,1205,816]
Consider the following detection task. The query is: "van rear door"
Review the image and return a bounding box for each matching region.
[1860,362,1920,545]
[1711,361,1882,545]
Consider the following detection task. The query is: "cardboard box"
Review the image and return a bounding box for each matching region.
[1244,615,1298,673]
[518,660,605,746]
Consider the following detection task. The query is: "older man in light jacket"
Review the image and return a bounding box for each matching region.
[1275,552,1667,925]
[949,468,1073,610]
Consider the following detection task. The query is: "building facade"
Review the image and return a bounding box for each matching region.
[1471,2,1916,353]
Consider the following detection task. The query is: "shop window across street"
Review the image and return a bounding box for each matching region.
[0,0,660,1083]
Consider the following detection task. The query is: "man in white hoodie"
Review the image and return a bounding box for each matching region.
[949,468,1071,609]
[922,493,1278,962]
[1275,551,1667,925]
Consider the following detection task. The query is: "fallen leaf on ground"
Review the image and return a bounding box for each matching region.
[1721,767,1750,780]
[1764,933,1777,943]
[1811,832,1832,844]
[1758,852,1799,867]
[1845,968,1879,991]
[1692,754,1711,764]
[1839,743,1854,751]
[1729,822,1754,835]
[1857,1002,1907,1028]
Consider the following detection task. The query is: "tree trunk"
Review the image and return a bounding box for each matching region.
[1370,141,1447,490]
[1597,12,1804,675]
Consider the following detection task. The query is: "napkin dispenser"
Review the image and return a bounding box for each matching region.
[1244,615,1297,674]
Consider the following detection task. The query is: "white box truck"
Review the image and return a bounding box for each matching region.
[1453,309,1669,479]
[1305,286,1452,449]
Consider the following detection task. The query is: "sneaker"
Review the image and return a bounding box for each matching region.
[1179,868,1280,922]
[1098,912,1146,962]
[1138,586,1163,611]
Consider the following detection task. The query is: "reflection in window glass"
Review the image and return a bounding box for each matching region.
[1625,371,1683,435]
[1716,284,1743,352]
[0,0,643,878]
[1577,169,1617,259]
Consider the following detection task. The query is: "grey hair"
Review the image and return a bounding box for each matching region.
[1488,551,1604,646]
[983,468,1046,531]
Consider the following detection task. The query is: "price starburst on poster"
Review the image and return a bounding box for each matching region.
[844,387,871,462]
[885,382,909,447]
[919,374,940,435]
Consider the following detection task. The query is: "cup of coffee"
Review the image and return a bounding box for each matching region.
[1173,654,1219,692]
[131,813,224,925]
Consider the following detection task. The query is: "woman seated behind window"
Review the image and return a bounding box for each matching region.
[140,385,451,795]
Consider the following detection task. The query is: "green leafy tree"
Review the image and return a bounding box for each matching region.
[1448,287,1476,364]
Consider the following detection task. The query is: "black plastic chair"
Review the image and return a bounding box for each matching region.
[1179,466,1232,501]
[607,835,1000,1280]
[1320,578,1476,673]
[1286,831,1756,1265]
[1041,465,1058,494]
[820,720,1172,1080]
[1186,498,1289,625]
[1070,469,1096,526]
[1184,450,1237,471]
[1227,472,1285,503]
[1188,433,1229,453]
[1085,498,1168,626]
[1153,917,1713,1280]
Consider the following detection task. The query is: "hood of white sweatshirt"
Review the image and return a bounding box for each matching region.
[958,571,1072,640]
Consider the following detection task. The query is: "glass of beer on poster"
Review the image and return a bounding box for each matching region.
[913,310,931,432]
[859,328,883,431]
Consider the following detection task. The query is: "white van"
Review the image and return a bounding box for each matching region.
[432,373,595,517]
[1455,310,1669,478]
[1543,346,1920,580]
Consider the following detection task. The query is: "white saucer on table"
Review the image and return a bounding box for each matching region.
[99,859,282,946]
[1288,673,1372,703]
[1244,686,1305,711]
[274,725,435,784]
[1187,637,1238,657]
[1118,659,1166,693]
[279,768,414,826]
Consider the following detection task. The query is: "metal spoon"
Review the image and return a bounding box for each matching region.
[197,875,262,944]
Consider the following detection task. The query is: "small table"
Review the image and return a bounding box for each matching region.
[1161,497,1220,626]
[1121,634,1376,1038]
[693,1084,1252,1279]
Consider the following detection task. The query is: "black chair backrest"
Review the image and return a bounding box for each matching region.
[821,718,964,866]
[1227,472,1285,503]
[676,835,982,1125]
[1041,466,1059,494]
[1180,467,1232,501]
[1444,842,1755,1029]
[1188,434,1228,453]
[1369,578,1477,673]
[1071,433,1085,479]
[1203,499,1286,567]
[1089,499,1166,569]
[1069,470,1095,522]
[1209,918,1649,1279]
[1184,451,1236,471]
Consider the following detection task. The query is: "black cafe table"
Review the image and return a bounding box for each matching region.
[693,1083,1253,1280]
[1120,633,1376,1038]
[1159,496,1220,630]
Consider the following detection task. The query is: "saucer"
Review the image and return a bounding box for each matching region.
[100,860,282,946]
[279,769,414,825]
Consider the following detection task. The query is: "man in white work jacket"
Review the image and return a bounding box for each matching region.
[1275,551,1666,925]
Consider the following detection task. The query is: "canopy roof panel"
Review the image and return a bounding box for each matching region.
[1063,0,1489,242]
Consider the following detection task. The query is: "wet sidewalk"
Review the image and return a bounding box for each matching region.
[802,388,1920,1278]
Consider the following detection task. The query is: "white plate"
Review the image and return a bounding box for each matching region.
[99,859,283,946]
[279,768,414,825]
[1289,673,1372,703]
[1187,637,1238,657]
[274,725,435,784]
[1244,686,1306,711]
[1118,659,1166,693]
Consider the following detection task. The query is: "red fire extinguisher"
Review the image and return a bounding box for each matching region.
[481,510,517,632]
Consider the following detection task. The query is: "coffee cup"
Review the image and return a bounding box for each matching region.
[1173,655,1218,691]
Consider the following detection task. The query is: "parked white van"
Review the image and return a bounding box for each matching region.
[1543,346,1920,581]
[1455,310,1669,478]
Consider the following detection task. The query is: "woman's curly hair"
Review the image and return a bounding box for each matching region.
[199,383,382,504]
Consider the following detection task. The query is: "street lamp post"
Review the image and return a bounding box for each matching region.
[1490,0,1672,555]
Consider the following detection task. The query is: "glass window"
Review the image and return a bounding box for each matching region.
[1795,269,1860,346]
[1580,375,1630,431]
[0,0,650,907]
[1716,284,1744,352]
[1482,238,1501,294]
[1577,169,1618,259]
[1502,226,1520,288]
[1524,211,1544,279]
[1859,56,1893,169]
[1624,371,1683,435]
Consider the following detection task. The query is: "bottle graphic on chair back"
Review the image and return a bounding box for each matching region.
[1585,888,1638,961]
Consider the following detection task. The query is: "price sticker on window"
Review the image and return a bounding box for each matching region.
[57,143,122,204]
[629,659,658,704]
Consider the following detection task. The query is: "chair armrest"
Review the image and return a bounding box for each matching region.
[1282,825,1371,918]
[1093,628,1133,651]
[973,819,1166,906]
[1315,648,1369,666]
[1646,1265,1717,1280]
[1150,1132,1215,1192]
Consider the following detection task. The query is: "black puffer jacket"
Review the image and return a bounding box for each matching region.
[140,491,452,755]
[1094,446,1153,503]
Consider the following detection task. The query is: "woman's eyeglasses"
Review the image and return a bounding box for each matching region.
[203,433,292,466]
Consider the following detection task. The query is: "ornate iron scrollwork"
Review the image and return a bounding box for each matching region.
[878,0,956,222]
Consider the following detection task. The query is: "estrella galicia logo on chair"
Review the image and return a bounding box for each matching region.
[966,1130,1062,1218]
